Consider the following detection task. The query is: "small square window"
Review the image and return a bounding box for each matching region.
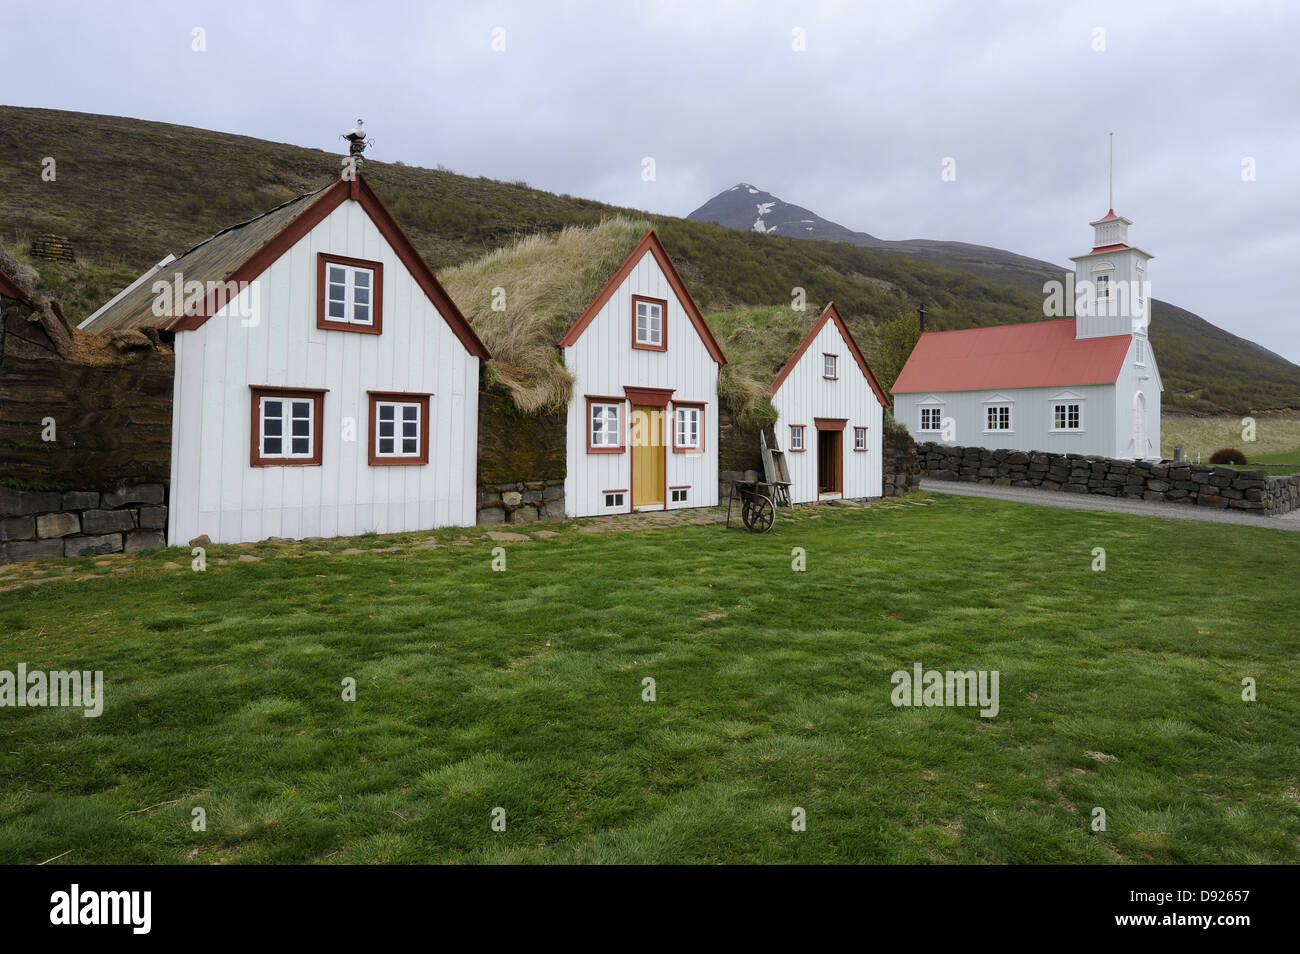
[986,405,1012,431]
[1053,403,1082,431]
[251,387,325,466]
[368,392,430,465]
[823,354,838,379]
[671,488,688,503]
[920,407,943,432]
[604,492,625,508]
[318,254,383,333]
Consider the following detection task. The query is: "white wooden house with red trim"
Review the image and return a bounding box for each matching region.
[768,303,890,503]
[557,230,726,517]
[82,174,490,545]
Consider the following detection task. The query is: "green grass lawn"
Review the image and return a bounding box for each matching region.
[1,495,1298,864]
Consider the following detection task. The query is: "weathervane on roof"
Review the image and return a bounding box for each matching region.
[340,119,372,179]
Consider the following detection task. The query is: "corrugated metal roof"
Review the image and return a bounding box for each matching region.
[891,318,1131,393]
[81,187,327,333]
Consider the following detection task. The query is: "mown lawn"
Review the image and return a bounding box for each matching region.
[1,495,1297,864]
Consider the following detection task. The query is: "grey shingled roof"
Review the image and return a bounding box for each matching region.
[82,186,327,333]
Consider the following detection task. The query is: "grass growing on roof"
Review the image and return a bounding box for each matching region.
[440,217,649,413]
[2,496,1298,864]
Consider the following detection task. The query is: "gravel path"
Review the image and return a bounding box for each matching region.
[920,479,1300,532]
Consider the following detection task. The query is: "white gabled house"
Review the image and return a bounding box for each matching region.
[892,206,1162,459]
[768,302,890,503]
[83,174,491,544]
[557,229,727,516]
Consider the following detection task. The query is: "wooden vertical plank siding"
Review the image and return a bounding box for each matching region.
[164,182,486,545]
[560,233,723,518]
[768,304,888,504]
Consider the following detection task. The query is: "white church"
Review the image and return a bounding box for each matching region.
[892,206,1162,460]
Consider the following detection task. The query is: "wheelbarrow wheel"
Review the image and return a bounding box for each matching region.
[742,494,775,533]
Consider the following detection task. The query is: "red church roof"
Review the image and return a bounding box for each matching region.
[891,319,1132,394]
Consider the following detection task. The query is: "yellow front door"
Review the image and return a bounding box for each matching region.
[631,405,665,508]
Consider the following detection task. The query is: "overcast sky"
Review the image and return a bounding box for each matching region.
[5,0,1299,362]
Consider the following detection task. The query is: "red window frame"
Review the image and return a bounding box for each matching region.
[317,252,384,334]
[250,385,327,467]
[367,391,432,466]
[631,295,668,352]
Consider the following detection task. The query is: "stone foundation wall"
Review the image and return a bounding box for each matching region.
[0,483,167,563]
[477,479,566,525]
[918,442,1298,515]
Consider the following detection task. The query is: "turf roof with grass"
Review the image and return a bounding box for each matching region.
[440,217,650,414]
[441,219,834,427]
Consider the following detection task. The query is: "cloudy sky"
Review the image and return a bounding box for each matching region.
[6,0,1299,361]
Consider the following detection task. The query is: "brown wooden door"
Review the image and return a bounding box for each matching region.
[817,429,842,496]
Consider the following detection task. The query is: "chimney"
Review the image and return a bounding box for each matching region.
[917,303,927,333]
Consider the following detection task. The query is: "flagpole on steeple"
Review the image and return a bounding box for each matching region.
[1108,131,1114,212]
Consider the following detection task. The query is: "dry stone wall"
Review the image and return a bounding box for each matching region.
[918,442,1298,515]
[0,483,167,563]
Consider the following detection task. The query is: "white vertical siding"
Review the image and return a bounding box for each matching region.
[167,199,480,545]
[562,250,720,517]
[1114,339,1163,459]
[770,319,885,503]
[894,383,1119,457]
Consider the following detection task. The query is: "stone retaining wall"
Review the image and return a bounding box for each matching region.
[918,442,1298,515]
[0,483,168,563]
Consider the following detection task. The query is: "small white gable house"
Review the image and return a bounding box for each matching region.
[83,174,491,544]
[557,230,727,517]
[769,303,890,502]
[892,207,1161,459]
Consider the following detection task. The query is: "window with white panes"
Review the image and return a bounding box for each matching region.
[986,405,1012,431]
[1053,403,1082,431]
[675,406,700,450]
[324,261,375,326]
[590,401,623,450]
[633,298,664,348]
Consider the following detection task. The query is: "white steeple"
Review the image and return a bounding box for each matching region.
[1069,140,1154,340]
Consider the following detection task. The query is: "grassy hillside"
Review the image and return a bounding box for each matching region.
[2,106,1297,414]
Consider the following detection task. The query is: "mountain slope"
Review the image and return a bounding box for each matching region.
[2,106,1298,414]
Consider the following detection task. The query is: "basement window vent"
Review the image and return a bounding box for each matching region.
[604,492,625,508]
[671,488,688,503]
